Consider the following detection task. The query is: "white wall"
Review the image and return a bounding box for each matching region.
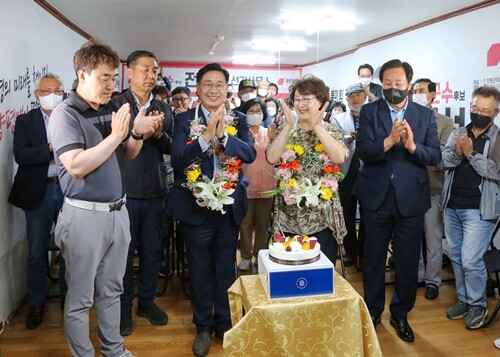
[0,0,84,322]
[303,4,500,128]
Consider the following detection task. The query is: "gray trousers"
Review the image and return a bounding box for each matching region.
[418,194,444,285]
[55,202,131,357]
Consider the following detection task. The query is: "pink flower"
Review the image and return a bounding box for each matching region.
[281,149,296,162]
[321,178,338,191]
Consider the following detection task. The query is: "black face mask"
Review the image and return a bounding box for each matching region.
[470,112,493,128]
[226,92,233,99]
[383,87,408,105]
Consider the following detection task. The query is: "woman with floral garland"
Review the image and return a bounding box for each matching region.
[238,98,277,271]
[266,74,348,265]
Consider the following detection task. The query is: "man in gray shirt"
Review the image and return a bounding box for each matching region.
[49,39,162,357]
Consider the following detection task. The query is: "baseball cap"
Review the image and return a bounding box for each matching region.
[239,79,256,91]
[346,83,364,96]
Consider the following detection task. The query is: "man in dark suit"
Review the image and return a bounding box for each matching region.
[167,63,256,357]
[354,59,441,342]
[8,73,67,329]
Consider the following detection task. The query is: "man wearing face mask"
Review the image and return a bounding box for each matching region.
[234,79,257,112]
[358,63,383,103]
[9,73,67,330]
[412,78,454,300]
[354,59,441,342]
[439,85,500,330]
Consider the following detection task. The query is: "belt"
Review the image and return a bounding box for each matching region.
[64,196,126,212]
[47,176,59,184]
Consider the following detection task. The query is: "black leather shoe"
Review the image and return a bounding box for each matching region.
[136,303,168,325]
[390,317,414,342]
[120,311,133,336]
[425,283,439,300]
[192,332,211,357]
[26,305,46,329]
[371,315,381,327]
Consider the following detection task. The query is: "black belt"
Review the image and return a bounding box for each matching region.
[47,176,59,184]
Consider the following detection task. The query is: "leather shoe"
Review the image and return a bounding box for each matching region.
[120,312,133,336]
[26,305,46,329]
[343,254,354,267]
[371,315,381,327]
[425,283,439,300]
[192,332,211,357]
[390,317,414,342]
[136,303,168,325]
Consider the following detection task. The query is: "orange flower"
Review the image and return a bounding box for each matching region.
[186,140,193,145]
[323,165,335,173]
[289,159,301,171]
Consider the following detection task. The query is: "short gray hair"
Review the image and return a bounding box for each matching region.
[35,73,63,90]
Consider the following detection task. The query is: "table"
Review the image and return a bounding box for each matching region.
[224,273,382,356]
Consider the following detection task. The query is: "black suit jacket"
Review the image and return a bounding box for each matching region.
[354,99,441,217]
[9,108,53,209]
[166,107,256,225]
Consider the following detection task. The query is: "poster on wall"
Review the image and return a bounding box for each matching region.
[120,63,302,100]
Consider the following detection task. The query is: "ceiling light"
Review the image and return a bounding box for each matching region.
[251,38,307,52]
[208,35,225,56]
[280,9,356,34]
[232,55,276,66]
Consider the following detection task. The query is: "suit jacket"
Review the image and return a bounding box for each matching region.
[166,107,256,225]
[353,99,441,217]
[9,108,53,209]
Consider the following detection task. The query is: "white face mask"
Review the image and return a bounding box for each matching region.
[332,109,343,116]
[412,93,430,107]
[359,77,372,86]
[156,80,164,86]
[241,92,256,102]
[247,113,264,125]
[257,88,268,97]
[39,93,63,110]
[267,107,277,117]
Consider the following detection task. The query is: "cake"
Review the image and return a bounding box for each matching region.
[268,233,321,265]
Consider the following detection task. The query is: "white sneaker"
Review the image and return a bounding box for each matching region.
[119,349,134,357]
[494,338,500,350]
[238,259,252,271]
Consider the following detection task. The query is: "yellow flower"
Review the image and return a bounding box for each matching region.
[225,126,238,136]
[279,180,287,189]
[320,186,333,201]
[288,178,298,189]
[293,145,304,156]
[315,143,325,153]
[186,168,201,183]
[285,143,294,150]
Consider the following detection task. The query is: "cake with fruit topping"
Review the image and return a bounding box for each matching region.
[268,233,321,265]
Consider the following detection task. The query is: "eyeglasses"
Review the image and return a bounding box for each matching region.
[470,105,496,117]
[37,89,64,96]
[199,82,227,91]
[292,97,316,106]
[172,97,189,102]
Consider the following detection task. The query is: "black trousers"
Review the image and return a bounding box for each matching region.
[362,183,423,320]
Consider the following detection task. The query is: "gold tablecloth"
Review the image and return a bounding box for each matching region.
[224,273,382,357]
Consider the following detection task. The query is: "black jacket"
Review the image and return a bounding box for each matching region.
[9,108,53,209]
[110,89,174,199]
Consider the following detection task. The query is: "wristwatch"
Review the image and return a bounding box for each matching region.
[468,150,477,160]
[130,130,144,140]
[218,133,227,142]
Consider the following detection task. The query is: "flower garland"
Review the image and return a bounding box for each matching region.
[183,105,241,213]
[269,126,344,210]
